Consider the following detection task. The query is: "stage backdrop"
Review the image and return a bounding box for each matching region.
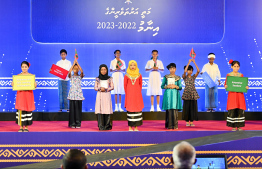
[0,0,262,112]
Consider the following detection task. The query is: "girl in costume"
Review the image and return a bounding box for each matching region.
[182,59,200,127]
[67,59,84,128]
[225,60,248,131]
[95,64,114,130]
[12,61,37,132]
[124,60,144,131]
[161,63,182,129]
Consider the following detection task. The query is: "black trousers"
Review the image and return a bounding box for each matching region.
[182,100,198,122]
[97,114,113,130]
[165,109,178,129]
[69,100,82,127]
[227,109,245,128]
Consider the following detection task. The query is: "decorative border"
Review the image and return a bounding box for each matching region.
[0,144,262,168]
[1,77,262,90]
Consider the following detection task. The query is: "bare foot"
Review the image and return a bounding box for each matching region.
[129,127,133,131]
[134,127,139,131]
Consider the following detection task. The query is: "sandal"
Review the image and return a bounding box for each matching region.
[232,128,237,131]
[23,129,29,132]
[190,124,195,127]
[18,129,23,132]
[238,128,243,131]
[186,124,190,127]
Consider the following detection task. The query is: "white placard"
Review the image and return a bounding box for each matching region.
[167,78,175,85]
[100,80,108,89]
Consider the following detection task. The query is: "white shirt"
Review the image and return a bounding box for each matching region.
[145,60,164,72]
[201,62,221,84]
[56,59,72,81]
[110,58,126,72]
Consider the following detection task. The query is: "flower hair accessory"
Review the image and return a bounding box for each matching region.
[28,62,31,67]
[229,59,233,64]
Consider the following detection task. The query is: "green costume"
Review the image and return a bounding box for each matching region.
[161,75,182,110]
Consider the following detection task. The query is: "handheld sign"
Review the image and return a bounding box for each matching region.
[226,76,248,93]
[13,75,35,91]
[49,64,69,80]
[201,72,216,88]
[167,78,176,85]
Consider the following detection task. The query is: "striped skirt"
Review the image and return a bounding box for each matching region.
[127,111,143,127]
[226,109,245,128]
[16,110,33,127]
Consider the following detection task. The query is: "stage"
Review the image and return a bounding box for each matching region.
[0,120,262,169]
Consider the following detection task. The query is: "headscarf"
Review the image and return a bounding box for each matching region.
[208,53,216,59]
[98,64,110,80]
[126,60,140,78]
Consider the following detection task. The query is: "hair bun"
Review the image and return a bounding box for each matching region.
[229,59,233,64]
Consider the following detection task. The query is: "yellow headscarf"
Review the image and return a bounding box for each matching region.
[126,60,140,78]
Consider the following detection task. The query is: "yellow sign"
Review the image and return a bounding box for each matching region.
[12,75,35,91]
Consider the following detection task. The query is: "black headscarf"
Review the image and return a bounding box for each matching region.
[98,64,110,80]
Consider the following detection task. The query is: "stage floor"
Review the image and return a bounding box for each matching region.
[0,120,261,132]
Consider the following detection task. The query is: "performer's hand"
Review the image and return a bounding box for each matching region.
[154,67,159,70]
[100,87,105,92]
[218,80,221,85]
[191,59,196,63]
[200,72,203,75]
[49,69,52,72]
[35,82,37,88]
[224,85,228,89]
[116,67,121,71]
[246,86,249,90]
[11,82,14,86]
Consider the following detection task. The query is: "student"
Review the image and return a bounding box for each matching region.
[67,59,84,128]
[12,61,37,132]
[124,60,144,131]
[225,60,248,131]
[56,49,72,112]
[145,50,164,112]
[182,59,200,127]
[95,64,114,130]
[161,63,182,129]
[201,53,221,112]
[110,50,126,112]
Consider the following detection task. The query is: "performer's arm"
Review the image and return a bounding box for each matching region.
[139,75,143,91]
[224,74,228,89]
[158,61,164,72]
[177,79,182,90]
[183,59,192,78]
[107,78,114,92]
[68,60,76,78]
[161,76,168,89]
[124,75,128,93]
[217,66,221,85]
[145,61,153,72]
[192,59,200,77]
[200,64,206,75]
[94,79,100,91]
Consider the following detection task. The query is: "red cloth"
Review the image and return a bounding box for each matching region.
[225,73,246,110]
[124,75,144,112]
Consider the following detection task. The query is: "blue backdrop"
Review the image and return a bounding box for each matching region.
[0,0,261,112]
